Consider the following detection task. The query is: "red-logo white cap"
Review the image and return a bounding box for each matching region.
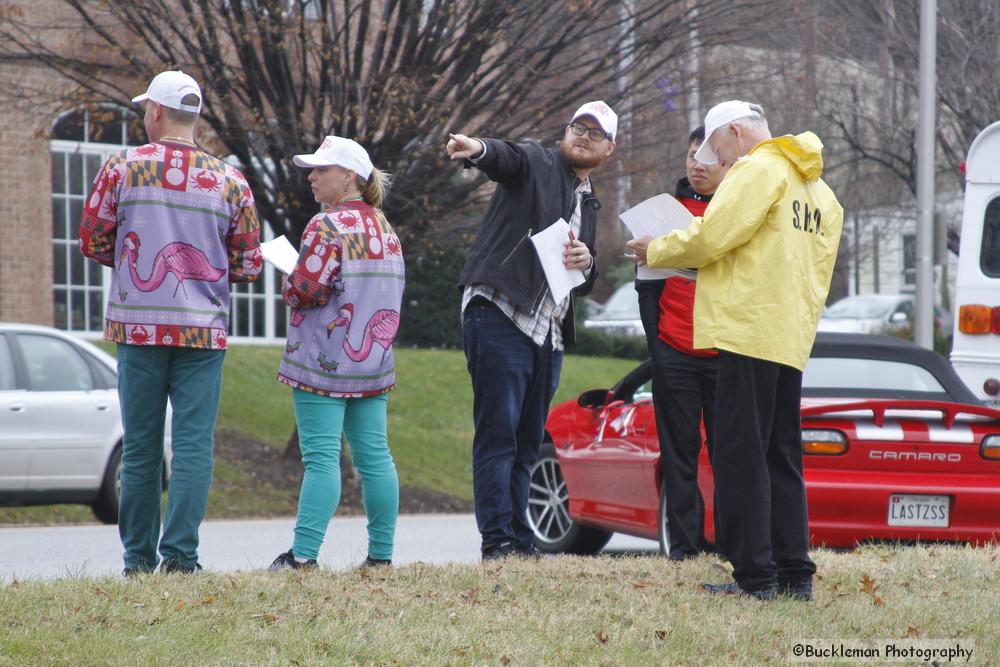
[693,100,763,165]
[293,136,374,180]
[571,100,618,141]
[132,71,202,114]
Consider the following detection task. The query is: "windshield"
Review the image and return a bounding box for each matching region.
[823,295,900,320]
[599,285,641,319]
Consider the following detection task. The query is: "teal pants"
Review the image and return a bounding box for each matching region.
[117,344,224,571]
[292,389,399,561]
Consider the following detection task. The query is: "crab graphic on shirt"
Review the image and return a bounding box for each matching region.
[190,170,222,193]
[317,352,338,372]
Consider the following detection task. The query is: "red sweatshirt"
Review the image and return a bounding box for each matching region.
[657,178,717,357]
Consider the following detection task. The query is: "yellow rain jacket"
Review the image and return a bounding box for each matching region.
[647,132,844,371]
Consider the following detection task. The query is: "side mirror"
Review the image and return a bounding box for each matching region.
[578,388,612,409]
[890,311,908,324]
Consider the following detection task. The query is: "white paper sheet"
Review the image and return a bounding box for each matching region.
[530,219,586,304]
[618,193,695,280]
[260,235,299,275]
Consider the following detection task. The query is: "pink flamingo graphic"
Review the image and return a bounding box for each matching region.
[118,231,226,298]
[327,303,400,363]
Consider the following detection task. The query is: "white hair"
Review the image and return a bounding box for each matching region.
[732,103,770,134]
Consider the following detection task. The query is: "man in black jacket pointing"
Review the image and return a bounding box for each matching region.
[447,101,617,560]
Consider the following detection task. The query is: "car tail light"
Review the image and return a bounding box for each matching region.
[984,379,1000,397]
[802,429,847,455]
[981,435,1000,461]
[958,304,1000,334]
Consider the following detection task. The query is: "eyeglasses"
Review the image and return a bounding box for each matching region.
[567,121,610,143]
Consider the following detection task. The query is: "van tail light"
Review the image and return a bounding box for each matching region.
[802,429,848,455]
[981,435,1000,461]
[958,304,996,334]
[984,379,1000,397]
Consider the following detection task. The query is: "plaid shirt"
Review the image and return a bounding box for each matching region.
[462,177,592,351]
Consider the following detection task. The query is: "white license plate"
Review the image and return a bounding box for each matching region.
[887,494,950,528]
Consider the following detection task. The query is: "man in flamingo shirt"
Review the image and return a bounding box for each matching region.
[80,71,261,575]
[635,125,730,561]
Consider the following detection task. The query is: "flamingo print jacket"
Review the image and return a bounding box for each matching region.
[80,141,262,350]
[277,200,405,398]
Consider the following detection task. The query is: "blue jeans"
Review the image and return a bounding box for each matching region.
[291,390,398,561]
[463,301,563,550]
[116,344,225,571]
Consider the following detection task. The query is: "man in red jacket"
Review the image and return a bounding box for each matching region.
[636,125,729,560]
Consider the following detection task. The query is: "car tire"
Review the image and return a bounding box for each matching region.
[657,479,671,557]
[528,442,613,554]
[91,445,122,525]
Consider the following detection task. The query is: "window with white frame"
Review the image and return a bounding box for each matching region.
[50,105,144,332]
[902,233,916,286]
[50,105,287,342]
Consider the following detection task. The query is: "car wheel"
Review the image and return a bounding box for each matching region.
[657,479,671,557]
[528,442,613,554]
[91,445,122,525]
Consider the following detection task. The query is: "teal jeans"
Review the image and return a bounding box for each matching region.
[291,389,399,561]
[117,344,224,571]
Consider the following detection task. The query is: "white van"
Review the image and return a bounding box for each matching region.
[950,120,1000,406]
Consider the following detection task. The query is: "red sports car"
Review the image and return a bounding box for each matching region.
[530,333,1000,554]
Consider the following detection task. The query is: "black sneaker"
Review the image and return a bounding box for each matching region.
[513,544,544,560]
[481,540,514,562]
[268,550,317,572]
[360,556,392,568]
[778,579,814,602]
[122,561,155,578]
[702,580,778,600]
[159,559,204,575]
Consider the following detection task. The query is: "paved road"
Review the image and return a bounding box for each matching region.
[0,514,656,581]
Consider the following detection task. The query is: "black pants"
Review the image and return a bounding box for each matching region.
[713,350,816,592]
[637,281,719,559]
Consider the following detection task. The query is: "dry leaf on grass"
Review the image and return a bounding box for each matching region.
[251,612,278,624]
[654,630,668,641]
[595,629,609,644]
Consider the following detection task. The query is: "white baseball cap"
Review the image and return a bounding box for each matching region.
[571,100,618,142]
[293,136,374,180]
[693,100,764,165]
[132,71,202,114]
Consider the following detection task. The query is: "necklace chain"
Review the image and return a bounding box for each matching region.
[159,135,197,146]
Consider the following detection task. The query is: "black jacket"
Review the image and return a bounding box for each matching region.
[459,138,601,345]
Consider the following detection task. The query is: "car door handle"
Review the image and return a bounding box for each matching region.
[8,402,25,412]
[96,402,111,411]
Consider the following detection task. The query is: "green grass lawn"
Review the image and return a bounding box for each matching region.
[0,345,637,524]
[2,544,996,665]
[218,345,637,501]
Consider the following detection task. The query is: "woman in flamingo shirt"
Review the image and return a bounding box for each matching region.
[269,137,405,570]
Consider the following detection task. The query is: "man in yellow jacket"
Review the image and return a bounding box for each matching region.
[627,101,844,601]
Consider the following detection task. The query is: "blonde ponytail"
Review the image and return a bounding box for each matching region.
[358,167,390,209]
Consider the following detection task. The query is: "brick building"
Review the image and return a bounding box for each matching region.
[0,42,285,342]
